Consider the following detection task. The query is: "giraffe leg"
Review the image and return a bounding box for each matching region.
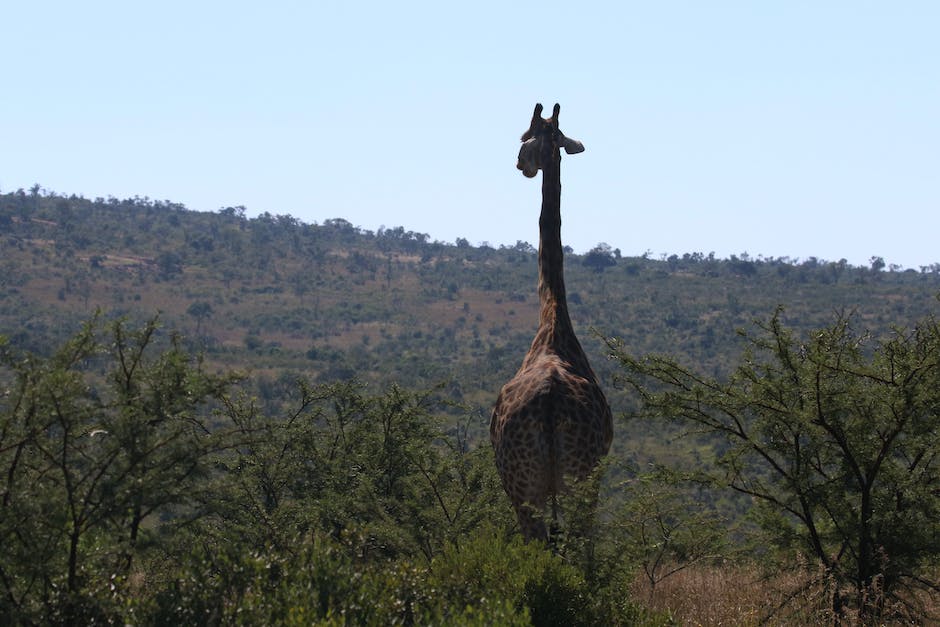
[548,493,562,545]
[515,502,549,543]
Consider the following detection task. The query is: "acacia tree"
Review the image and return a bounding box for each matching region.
[208,380,511,562]
[582,243,617,273]
[0,315,237,623]
[186,300,214,335]
[606,471,727,604]
[607,309,940,621]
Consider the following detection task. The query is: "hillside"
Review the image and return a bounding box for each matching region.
[4,188,940,623]
[3,187,940,422]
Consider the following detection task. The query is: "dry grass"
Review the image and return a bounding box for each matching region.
[631,563,940,626]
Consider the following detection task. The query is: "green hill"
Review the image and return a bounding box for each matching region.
[3,187,939,417]
[5,186,940,477]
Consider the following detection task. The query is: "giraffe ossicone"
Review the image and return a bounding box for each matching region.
[491,103,613,542]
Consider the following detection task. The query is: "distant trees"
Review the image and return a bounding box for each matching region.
[583,243,617,273]
[186,300,214,335]
[155,250,183,278]
[510,240,536,254]
[728,253,757,277]
[609,309,940,621]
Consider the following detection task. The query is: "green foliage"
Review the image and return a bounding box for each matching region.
[429,529,592,625]
[603,468,728,602]
[135,532,533,626]
[0,314,239,623]
[609,308,940,620]
[205,380,513,561]
[0,315,676,624]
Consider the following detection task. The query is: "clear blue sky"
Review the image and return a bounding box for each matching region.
[3,2,938,268]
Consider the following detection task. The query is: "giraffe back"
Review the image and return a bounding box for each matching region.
[490,352,612,510]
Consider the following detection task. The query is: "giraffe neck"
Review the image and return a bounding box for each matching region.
[539,149,571,327]
[534,147,576,349]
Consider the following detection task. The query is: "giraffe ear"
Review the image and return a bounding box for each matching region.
[559,132,585,155]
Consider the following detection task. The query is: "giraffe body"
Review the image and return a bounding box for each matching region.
[491,104,613,542]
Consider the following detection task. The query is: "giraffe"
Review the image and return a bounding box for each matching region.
[490,103,613,542]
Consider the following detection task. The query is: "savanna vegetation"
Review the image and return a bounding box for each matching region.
[1,187,939,624]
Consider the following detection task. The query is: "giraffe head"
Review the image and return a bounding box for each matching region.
[516,103,585,178]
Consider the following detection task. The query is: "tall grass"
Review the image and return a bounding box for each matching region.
[632,563,940,626]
